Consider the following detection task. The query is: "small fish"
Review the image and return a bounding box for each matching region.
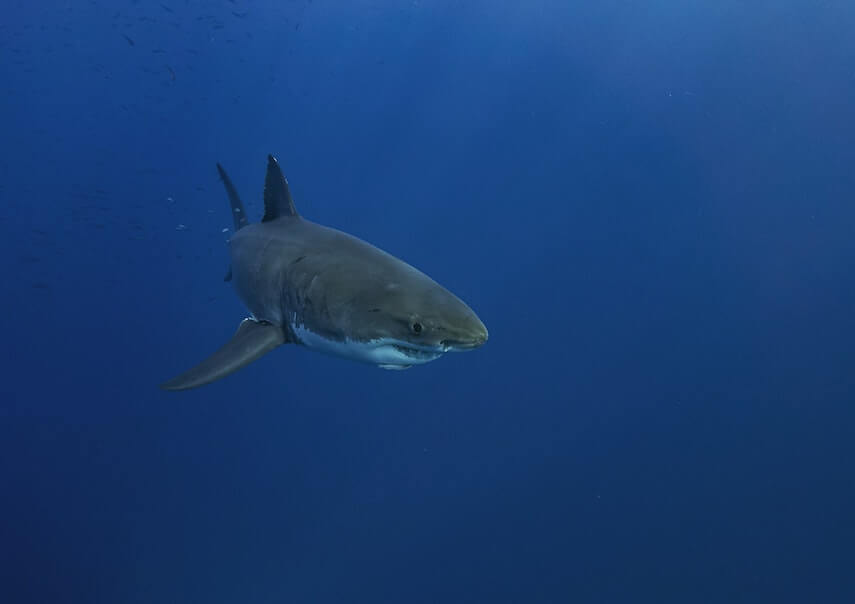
[166,65,176,81]
[122,33,135,46]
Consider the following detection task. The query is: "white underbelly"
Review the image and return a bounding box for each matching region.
[291,323,441,368]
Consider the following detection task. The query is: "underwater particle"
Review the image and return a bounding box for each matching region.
[176,224,188,231]
[222,228,229,233]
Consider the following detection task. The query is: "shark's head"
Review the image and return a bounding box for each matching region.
[346,275,489,369]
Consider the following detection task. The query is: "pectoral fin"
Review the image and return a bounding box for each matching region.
[160,319,287,391]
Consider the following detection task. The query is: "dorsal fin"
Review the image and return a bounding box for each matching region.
[263,154,298,221]
[217,163,249,231]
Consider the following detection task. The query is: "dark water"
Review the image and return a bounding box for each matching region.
[2,1,854,602]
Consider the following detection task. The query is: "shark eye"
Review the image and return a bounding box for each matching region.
[411,322,423,335]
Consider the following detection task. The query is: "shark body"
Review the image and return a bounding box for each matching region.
[161,155,488,390]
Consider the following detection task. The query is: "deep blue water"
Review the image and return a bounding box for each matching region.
[3,1,855,602]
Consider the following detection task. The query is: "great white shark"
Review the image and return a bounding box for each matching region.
[161,155,488,390]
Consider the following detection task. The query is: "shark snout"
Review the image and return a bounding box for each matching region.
[442,317,488,351]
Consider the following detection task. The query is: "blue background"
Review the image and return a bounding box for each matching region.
[3,1,855,602]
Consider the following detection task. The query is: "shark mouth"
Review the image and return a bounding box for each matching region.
[390,343,444,362]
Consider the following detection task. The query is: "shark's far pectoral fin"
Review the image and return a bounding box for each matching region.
[160,319,287,391]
